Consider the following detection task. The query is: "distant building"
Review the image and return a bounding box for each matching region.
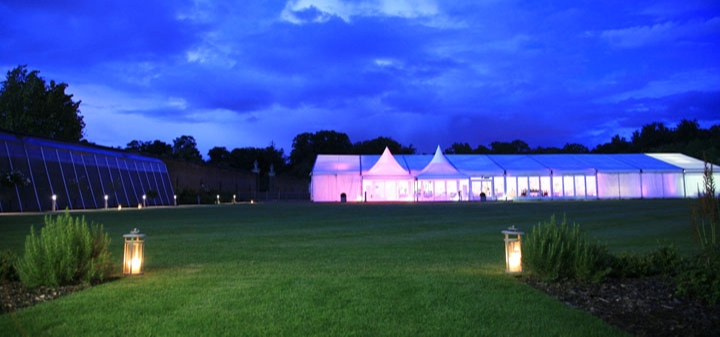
[0,130,174,212]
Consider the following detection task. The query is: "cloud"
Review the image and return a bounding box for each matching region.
[606,69,720,102]
[280,0,439,24]
[599,17,720,48]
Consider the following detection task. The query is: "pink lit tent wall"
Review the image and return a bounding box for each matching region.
[310,148,719,202]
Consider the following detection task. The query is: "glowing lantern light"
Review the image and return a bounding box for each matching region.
[502,226,524,273]
[123,228,146,276]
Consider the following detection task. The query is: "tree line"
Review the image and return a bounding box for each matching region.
[2,65,719,180]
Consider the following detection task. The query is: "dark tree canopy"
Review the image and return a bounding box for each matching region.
[289,130,353,178]
[445,142,472,154]
[207,146,231,167]
[0,65,84,141]
[353,136,415,154]
[172,135,203,163]
[490,140,531,154]
[593,134,634,153]
[126,140,172,157]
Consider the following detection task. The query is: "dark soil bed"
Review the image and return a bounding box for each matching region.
[3,277,719,336]
[523,276,720,336]
[1,281,88,314]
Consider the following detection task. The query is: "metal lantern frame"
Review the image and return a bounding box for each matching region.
[502,226,524,273]
[123,228,146,275]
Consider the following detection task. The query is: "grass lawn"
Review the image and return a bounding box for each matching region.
[0,199,698,336]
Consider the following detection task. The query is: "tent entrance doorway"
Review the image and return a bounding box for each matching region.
[471,179,494,201]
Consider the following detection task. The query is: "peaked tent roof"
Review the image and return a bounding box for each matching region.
[416,146,469,179]
[363,147,412,178]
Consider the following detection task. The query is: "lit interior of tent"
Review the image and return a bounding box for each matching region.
[310,146,719,202]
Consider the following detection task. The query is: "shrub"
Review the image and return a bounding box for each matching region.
[610,243,682,278]
[523,214,612,283]
[678,158,720,304]
[0,249,19,282]
[16,212,113,288]
[690,159,718,249]
[676,245,720,305]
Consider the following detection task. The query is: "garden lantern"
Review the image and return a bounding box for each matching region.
[51,194,57,212]
[104,194,108,209]
[502,226,524,273]
[123,228,146,275]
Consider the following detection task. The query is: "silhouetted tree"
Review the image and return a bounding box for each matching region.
[473,145,491,154]
[229,143,286,173]
[126,140,172,157]
[674,119,703,144]
[445,142,473,154]
[0,65,84,141]
[354,136,415,154]
[632,122,672,152]
[172,135,203,163]
[290,130,353,178]
[593,135,635,153]
[490,140,530,154]
[207,146,231,167]
[562,143,590,153]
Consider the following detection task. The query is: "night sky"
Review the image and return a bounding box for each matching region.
[2,0,719,157]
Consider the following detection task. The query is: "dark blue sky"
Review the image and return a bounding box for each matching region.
[2,0,719,157]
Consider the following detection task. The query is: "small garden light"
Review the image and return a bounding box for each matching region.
[51,194,57,212]
[123,228,146,276]
[104,194,108,209]
[502,226,524,273]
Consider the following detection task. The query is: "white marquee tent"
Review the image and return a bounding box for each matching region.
[310,147,719,202]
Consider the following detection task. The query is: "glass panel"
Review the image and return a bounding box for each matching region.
[619,173,642,199]
[540,176,551,197]
[494,176,505,199]
[586,175,597,197]
[447,180,458,201]
[564,176,574,197]
[518,177,528,197]
[506,176,518,198]
[422,180,433,200]
[471,181,482,200]
[597,173,619,199]
[575,176,586,198]
[528,177,540,197]
[435,181,446,201]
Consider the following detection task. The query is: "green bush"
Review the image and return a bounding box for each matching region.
[0,249,19,282]
[677,157,720,304]
[676,245,720,305]
[610,243,682,278]
[16,212,113,288]
[523,214,611,283]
